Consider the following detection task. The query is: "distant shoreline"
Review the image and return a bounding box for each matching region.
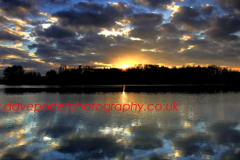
[2,64,240,85]
[3,84,240,93]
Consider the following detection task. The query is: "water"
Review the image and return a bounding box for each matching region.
[0,85,240,160]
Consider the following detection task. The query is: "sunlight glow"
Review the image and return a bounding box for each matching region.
[119,65,130,70]
[42,24,51,29]
[130,37,141,41]
[114,56,148,69]
[98,30,122,37]
[141,49,158,52]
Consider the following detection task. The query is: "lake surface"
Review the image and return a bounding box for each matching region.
[0,85,240,160]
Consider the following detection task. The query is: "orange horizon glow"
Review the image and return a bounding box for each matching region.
[118,65,130,70]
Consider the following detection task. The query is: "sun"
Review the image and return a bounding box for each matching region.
[119,65,130,70]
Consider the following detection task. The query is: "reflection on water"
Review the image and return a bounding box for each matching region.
[0,85,240,159]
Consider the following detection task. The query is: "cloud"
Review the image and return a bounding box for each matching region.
[170,6,210,31]
[220,150,240,160]
[54,38,86,53]
[54,134,132,159]
[1,58,57,74]
[207,121,240,146]
[43,0,70,5]
[199,4,215,15]
[52,2,132,28]
[183,38,217,50]
[0,15,9,24]
[159,23,186,37]
[129,126,164,150]
[172,133,211,157]
[0,124,24,134]
[1,145,39,160]
[28,43,60,58]
[0,45,29,58]
[0,0,240,72]
[36,25,76,39]
[0,0,39,18]
[0,30,23,42]
[36,126,75,138]
[15,23,27,31]
[205,15,240,42]
[131,0,174,10]
[129,26,161,40]
[24,19,42,26]
[216,0,240,11]
[73,1,104,12]
[128,13,164,26]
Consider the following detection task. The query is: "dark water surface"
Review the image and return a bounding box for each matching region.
[0,85,240,160]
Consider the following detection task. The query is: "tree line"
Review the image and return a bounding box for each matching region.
[1,64,240,85]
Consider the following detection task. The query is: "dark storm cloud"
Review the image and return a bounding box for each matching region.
[36,126,75,138]
[184,39,209,46]
[128,13,163,26]
[54,134,132,159]
[28,31,86,56]
[41,55,86,65]
[199,4,215,15]
[156,37,185,52]
[1,58,56,74]
[159,23,186,37]
[131,0,174,10]
[28,43,61,58]
[54,38,86,53]
[0,124,24,134]
[229,42,240,49]
[36,25,76,39]
[220,150,240,160]
[138,36,186,53]
[0,30,23,41]
[0,0,39,18]
[0,46,29,58]
[24,19,43,26]
[170,6,210,31]
[131,126,162,138]
[205,15,240,42]
[143,153,171,160]
[172,133,211,157]
[1,145,39,160]
[0,15,9,24]
[52,2,132,28]
[28,36,86,58]
[155,47,240,68]
[129,126,164,150]
[44,0,70,5]
[131,137,164,150]
[80,32,111,44]
[74,1,104,12]
[112,35,145,47]
[0,142,8,150]
[129,26,161,40]
[15,23,27,31]
[207,121,240,146]
[183,38,219,50]
[216,0,240,11]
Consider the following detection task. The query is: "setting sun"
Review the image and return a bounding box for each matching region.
[119,65,130,70]
[113,56,147,70]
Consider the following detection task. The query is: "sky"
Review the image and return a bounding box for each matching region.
[0,0,240,75]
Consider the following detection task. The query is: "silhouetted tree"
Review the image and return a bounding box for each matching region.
[59,65,67,74]
[2,64,240,85]
[25,71,41,77]
[46,70,57,77]
[3,65,24,80]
